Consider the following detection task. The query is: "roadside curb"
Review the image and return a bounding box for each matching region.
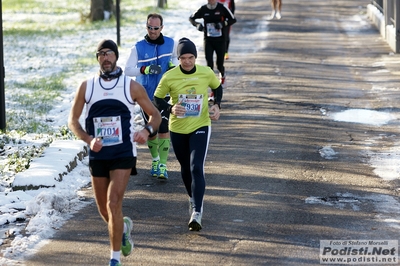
[12,140,87,191]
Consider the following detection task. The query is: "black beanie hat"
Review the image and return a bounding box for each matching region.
[96,39,119,60]
[177,38,197,59]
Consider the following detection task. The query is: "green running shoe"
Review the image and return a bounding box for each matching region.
[121,216,133,256]
[158,164,168,179]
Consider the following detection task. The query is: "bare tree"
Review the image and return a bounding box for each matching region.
[157,0,167,8]
[90,0,114,22]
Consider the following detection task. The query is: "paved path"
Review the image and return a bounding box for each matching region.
[25,0,400,265]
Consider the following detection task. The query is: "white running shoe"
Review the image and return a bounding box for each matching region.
[276,11,281,20]
[188,211,202,231]
[208,91,215,102]
[268,10,276,20]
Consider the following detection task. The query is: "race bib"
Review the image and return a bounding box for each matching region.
[206,23,222,37]
[93,116,123,146]
[177,94,203,118]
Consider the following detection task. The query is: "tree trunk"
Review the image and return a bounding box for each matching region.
[90,0,114,22]
[90,0,104,21]
[157,0,167,8]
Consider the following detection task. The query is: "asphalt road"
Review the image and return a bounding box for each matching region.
[25,0,400,265]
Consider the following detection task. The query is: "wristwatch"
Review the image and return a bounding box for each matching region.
[144,125,154,135]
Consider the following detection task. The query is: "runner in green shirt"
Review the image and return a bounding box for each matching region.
[153,37,222,231]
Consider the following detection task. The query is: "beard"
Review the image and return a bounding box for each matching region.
[101,60,117,74]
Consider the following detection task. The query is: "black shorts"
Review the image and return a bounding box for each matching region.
[89,157,137,178]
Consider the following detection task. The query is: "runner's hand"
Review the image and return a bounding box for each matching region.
[196,24,204,32]
[133,130,149,144]
[215,22,223,29]
[209,104,220,121]
[141,65,162,75]
[90,137,103,152]
[172,101,186,116]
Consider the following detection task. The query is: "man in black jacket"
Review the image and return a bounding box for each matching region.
[189,0,236,87]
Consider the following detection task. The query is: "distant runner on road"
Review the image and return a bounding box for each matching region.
[268,0,282,20]
[189,0,236,88]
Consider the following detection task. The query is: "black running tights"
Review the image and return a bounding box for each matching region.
[170,126,211,212]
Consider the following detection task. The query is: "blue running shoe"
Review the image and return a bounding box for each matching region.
[109,259,121,266]
[150,160,160,177]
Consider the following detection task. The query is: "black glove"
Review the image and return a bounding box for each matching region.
[215,22,223,29]
[196,24,204,32]
[140,65,162,75]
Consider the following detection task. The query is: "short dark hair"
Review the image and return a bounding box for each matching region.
[147,13,163,26]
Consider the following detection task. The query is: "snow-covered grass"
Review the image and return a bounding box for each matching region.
[0,0,203,187]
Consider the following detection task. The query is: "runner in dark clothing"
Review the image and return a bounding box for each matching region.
[189,0,236,86]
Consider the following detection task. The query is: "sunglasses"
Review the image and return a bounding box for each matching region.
[96,50,115,58]
[147,25,162,31]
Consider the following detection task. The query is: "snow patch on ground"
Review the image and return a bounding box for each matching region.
[325,108,400,181]
[319,146,338,160]
[306,192,400,229]
[331,109,395,126]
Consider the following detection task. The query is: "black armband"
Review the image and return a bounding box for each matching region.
[153,96,169,110]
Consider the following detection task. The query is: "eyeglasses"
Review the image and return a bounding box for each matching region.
[96,50,115,58]
[147,25,162,31]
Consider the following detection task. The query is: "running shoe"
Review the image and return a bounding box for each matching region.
[268,10,276,20]
[150,160,160,177]
[224,52,229,60]
[121,217,134,257]
[276,11,281,20]
[219,73,226,85]
[109,259,121,266]
[208,91,214,102]
[158,164,168,179]
[188,211,202,231]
